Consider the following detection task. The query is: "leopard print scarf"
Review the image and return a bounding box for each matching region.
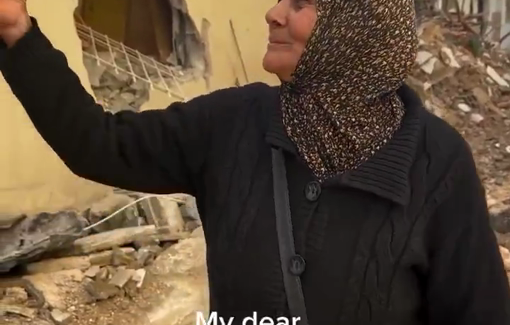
[280,0,418,182]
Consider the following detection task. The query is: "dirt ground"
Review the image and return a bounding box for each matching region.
[0,230,208,325]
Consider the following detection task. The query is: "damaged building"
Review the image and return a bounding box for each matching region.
[0,0,277,324]
[75,0,207,112]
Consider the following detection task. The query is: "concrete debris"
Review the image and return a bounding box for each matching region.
[457,103,471,112]
[22,269,83,310]
[83,278,120,301]
[84,265,101,278]
[132,269,146,289]
[50,308,72,325]
[140,197,185,234]
[85,193,142,233]
[0,303,37,318]
[111,246,136,267]
[487,66,510,87]
[409,13,510,286]
[109,269,136,288]
[70,225,174,255]
[136,245,163,267]
[0,191,203,324]
[416,51,438,74]
[0,211,87,273]
[83,55,151,113]
[95,267,109,281]
[440,47,460,68]
[0,287,28,305]
[416,50,434,65]
[470,113,484,124]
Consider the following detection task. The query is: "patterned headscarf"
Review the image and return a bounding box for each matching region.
[280,0,418,182]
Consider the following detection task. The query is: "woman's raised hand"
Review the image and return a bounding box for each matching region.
[0,0,31,47]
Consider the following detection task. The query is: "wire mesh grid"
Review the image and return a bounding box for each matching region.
[75,22,188,101]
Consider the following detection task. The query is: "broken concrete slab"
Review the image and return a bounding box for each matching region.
[0,211,87,273]
[132,269,146,288]
[23,269,84,310]
[109,269,136,288]
[70,225,163,254]
[50,308,72,325]
[457,103,472,113]
[84,265,101,278]
[140,197,185,234]
[172,195,200,221]
[440,47,460,68]
[151,236,206,276]
[487,66,510,87]
[470,113,484,124]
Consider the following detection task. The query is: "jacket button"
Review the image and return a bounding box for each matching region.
[305,181,321,201]
[289,254,306,276]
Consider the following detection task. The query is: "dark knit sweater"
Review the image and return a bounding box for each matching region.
[1,20,510,325]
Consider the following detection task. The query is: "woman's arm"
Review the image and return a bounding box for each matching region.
[425,141,510,325]
[0,19,224,196]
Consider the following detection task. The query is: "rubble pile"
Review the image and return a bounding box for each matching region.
[83,54,152,113]
[408,15,510,279]
[80,46,191,113]
[0,192,203,325]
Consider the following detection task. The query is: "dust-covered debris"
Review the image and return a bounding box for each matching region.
[50,309,72,325]
[409,11,510,283]
[0,191,204,325]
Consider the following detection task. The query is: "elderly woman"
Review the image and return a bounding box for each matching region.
[0,0,509,324]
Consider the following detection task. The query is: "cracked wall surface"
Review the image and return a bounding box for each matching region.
[140,0,280,109]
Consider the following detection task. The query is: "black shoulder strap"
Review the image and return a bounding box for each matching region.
[271,147,309,324]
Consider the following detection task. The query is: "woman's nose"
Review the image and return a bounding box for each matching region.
[265,0,287,27]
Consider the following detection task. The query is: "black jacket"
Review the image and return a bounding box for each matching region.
[1,20,509,325]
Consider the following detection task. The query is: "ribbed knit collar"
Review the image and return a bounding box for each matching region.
[265,84,423,206]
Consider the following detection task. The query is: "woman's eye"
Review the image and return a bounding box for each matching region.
[291,0,307,9]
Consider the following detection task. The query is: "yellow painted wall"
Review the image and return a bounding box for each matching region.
[0,0,279,217]
[0,0,111,217]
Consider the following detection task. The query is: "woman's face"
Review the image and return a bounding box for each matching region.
[263,0,317,82]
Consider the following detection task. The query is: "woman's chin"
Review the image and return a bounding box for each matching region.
[262,51,294,82]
